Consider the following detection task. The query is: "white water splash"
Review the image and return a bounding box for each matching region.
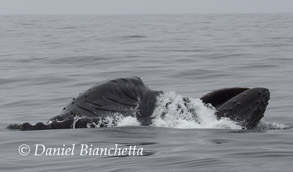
[151,91,242,129]
[256,121,293,130]
[72,115,82,129]
[83,114,141,128]
[117,116,141,126]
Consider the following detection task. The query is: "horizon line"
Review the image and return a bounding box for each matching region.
[0,12,293,16]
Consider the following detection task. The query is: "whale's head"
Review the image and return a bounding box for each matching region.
[201,87,270,129]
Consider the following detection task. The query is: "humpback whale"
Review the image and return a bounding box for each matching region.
[8,77,270,130]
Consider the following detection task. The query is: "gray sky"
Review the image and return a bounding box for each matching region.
[0,0,292,15]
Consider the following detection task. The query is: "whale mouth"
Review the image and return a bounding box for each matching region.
[150,91,242,129]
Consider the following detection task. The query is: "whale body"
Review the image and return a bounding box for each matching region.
[8,77,270,130]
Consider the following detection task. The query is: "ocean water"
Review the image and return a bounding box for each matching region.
[1,14,293,171]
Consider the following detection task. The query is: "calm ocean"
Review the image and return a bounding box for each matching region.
[1,14,293,171]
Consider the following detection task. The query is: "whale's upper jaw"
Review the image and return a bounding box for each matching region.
[201,87,250,109]
[215,88,270,129]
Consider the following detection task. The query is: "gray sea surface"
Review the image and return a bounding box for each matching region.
[1,14,293,172]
